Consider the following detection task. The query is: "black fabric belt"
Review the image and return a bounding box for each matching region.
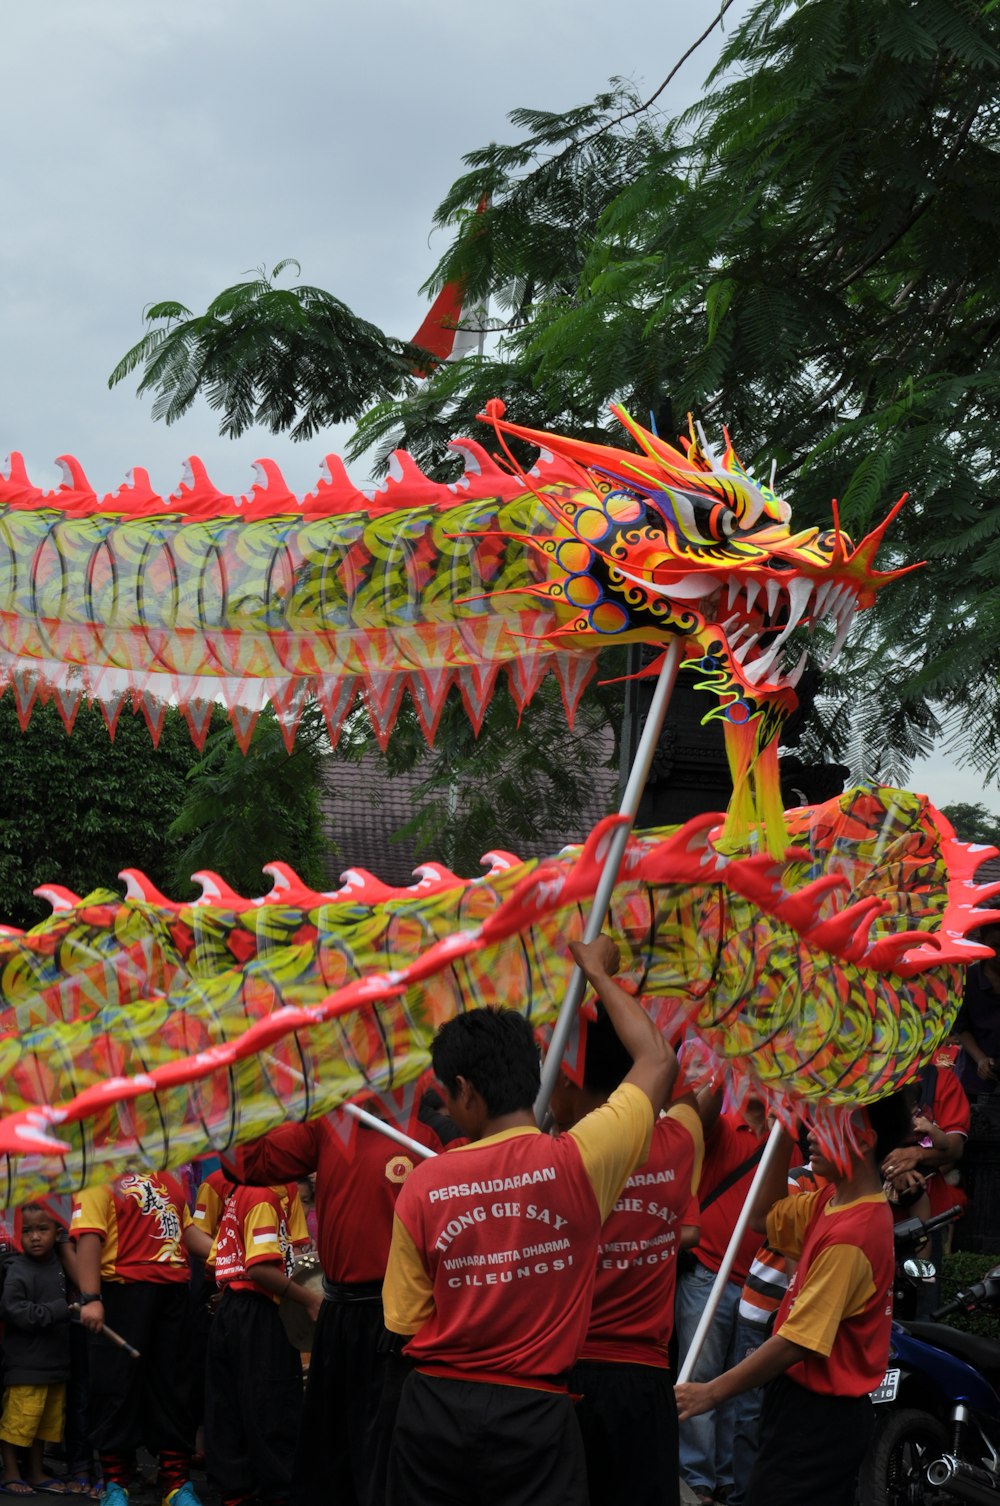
[322,1278,383,1304]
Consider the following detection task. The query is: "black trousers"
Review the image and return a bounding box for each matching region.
[205,1290,302,1504]
[88,1282,194,1458]
[291,1297,400,1506]
[745,1374,876,1506]
[570,1359,679,1506]
[387,1370,589,1506]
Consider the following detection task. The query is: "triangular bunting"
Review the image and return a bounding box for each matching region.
[11,671,39,732]
[506,650,551,714]
[361,673,406,752]
[269,679,312,754]
[181,697,218,752]
[551,650,598,729]
[133,689,171,748]
[314,675,357,749]
[407,666,456,745]
[51,681,85,736]
[456,663,500,734]
[227,702,262,755]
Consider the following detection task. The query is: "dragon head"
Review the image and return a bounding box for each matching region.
[481,400,919,845]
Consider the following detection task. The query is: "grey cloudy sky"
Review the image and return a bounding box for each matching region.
[2,0,992,812]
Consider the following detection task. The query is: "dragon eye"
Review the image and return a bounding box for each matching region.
[707,504,737,540]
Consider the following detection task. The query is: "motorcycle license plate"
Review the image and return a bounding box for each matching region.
[870,1368,900,1404]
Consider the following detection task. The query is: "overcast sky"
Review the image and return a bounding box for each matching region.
[2,0,993,814]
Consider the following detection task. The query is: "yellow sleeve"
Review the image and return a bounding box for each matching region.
[70,1185,112,1240]
[283,1188,310,1247]
[667,1102,705,1198]
[567,1082,654,1222]
[778,1244,876,1356]
[766,1189,821,1260]
[242,1197,284,1267]
[382,1212,435,1336]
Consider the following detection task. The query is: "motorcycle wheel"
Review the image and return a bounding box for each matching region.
[858,1407,949,1506]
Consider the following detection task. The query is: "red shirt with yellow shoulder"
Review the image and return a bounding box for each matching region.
[193,1169,309,1247]
[209,1184,294,1300]
[383,1083,653,1390]
[70,1172,190,1284]
[238,1113,445,1284]
[579,1102,703,1368]
[768,1185,894,1396]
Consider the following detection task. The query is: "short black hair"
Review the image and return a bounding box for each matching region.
[867,1090,913,1165]
[582,1003,633,1096]
[20,1204,48,1218]
[432,1008,540,1116]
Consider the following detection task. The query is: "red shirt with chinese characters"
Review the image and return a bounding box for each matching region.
[70,1172,191,1283]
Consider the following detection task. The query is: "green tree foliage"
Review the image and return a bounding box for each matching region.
[111,0,1000,793]
[109,261,420,441]
[0,699,207,928]
[374,0,1000,784]
[167,704,333,895]
[941,801,1000,849]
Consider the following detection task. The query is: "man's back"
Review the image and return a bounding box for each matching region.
[385,1082,652,1381]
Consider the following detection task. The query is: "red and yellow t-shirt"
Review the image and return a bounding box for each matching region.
[209,1184,294,1301]
[579,1103,703,1368]
[193,1169,309,1247]
[693,1114,765,1285]
[70,1172,191,1284]
[237,1112,446,1284]
[383,1083,653,1389]
[768,1185,894,1396]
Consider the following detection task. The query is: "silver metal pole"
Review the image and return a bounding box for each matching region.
[534,638,684,1121]
[343,1101,438,1159]
[676,1120,787,1383]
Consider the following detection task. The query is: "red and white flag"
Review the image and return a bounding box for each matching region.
[410,196,488,372]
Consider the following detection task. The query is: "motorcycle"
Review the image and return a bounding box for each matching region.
[858,1206,1000,1505]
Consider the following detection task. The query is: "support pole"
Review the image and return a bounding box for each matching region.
[676,1120,787,1383]
[343,1101,438,1159]
[534,638,684,1122]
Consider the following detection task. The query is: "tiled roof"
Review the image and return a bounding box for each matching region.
[317,749,619,887]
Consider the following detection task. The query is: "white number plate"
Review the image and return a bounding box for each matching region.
[871,1368,900,1404]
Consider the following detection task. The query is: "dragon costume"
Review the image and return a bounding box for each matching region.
[0,406,993,1193]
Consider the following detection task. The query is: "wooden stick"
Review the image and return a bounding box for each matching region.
[69,1305,140,1360]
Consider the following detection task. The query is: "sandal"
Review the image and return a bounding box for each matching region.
[28,1486,68,1498]
[1,1484,37,1498]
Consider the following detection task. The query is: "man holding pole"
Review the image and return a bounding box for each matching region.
[382,933,673,1506]
[675,1096,911,1506]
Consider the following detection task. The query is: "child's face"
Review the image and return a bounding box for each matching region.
[21,1210,57,1259]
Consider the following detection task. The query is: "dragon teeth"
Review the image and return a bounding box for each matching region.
[744,641,783,685]
[786,648,809,688]
[743,578,761,614]
[733,634,759,665]
[765,577,782,616]
[823,593,857,667]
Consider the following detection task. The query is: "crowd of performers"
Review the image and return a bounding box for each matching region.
[0,928,990,1506]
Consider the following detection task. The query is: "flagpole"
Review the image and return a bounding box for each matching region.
[534,638,684,1122]
[676,1120,787,1382]
[343,1102,438,1159]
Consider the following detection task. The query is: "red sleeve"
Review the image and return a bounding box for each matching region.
[236,1122,321,1183]
[933,1070,971,1137]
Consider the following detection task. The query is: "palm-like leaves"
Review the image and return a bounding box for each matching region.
[109,261,420,439]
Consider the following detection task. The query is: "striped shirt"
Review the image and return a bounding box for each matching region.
[738,1164,819,1327]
